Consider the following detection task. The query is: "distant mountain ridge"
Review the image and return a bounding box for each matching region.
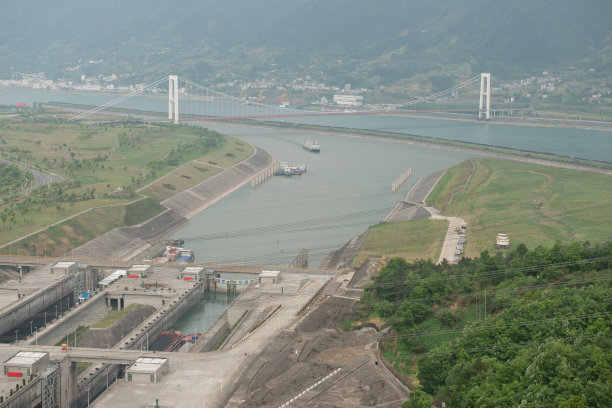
[1,0,610,87]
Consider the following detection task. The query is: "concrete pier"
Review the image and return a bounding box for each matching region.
[251,161,276,188]
[391,168,411,192]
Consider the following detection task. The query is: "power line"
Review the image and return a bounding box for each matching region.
[183,208,392,242]
[192,195,610,266]
[359,264,612,302]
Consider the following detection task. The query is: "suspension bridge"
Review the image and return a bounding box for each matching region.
[70,73,542,123]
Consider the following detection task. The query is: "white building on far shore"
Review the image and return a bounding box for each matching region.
[333,94,363,106]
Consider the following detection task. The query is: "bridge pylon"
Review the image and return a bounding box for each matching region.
[479,73,491,119]
[169,75,179,124]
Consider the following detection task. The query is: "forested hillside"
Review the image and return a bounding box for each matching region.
[1,0,610,87]
[354,242,612,407]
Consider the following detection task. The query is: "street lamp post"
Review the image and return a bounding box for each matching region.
[30,321,33,336]
[55,304,58,318]
[15,329,18,343]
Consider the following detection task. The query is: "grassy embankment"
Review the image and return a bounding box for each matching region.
[353,219,448,267]
[352,157,612,268]
[426,158,612,257]
[140,138,252,202]
[0,119,253,256]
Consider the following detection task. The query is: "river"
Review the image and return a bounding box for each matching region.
[2,88,611,265]
[177,123,474,267]
[1,88,611,162]
[2,88,610,333]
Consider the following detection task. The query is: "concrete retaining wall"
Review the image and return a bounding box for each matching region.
[67,208,188,261]
[75,364,121,408]
[121,292,166,309]
[122,280,206,351]
[0,376,41,408]
[121,209,188,242]
[0,275,73,338]
[192,307,230,353]
[78,305,155,349]
[30,293,109,347]
[162,147,274,218]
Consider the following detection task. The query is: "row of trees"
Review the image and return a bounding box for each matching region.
[0,162,29,196]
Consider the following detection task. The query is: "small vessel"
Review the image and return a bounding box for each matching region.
[274,161,306,176]
[303,139,320,153]
[274,161,290,176]
[291,163,306,175]
[177,333,201,351]
[149,331,201,352]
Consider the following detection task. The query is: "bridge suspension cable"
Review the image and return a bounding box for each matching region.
[490,74,549,108]
[69,76,168,121]
[393,74,482,109]
[67,73,533,123]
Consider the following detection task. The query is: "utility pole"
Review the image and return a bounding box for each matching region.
[484,289,487,319]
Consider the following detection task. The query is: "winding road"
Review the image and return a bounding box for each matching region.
[0,157,63,197]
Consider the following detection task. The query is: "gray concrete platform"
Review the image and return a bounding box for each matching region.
[90,270,332,408]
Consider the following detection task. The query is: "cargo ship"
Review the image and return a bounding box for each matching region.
[149,330,182,352]
[152,241,195,263]
[149,331,201,352]
[177,333,201,351]
[303,139,320,153]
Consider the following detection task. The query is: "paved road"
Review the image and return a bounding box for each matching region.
[427,207,466,264]
[381,171,467,264]
[0,157,63,197]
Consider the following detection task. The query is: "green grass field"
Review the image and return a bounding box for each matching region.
[0,120,253,256]
[92,304,141,329]
[140,137,253,202]
[353,219,448,267]
[426,158,612,258]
